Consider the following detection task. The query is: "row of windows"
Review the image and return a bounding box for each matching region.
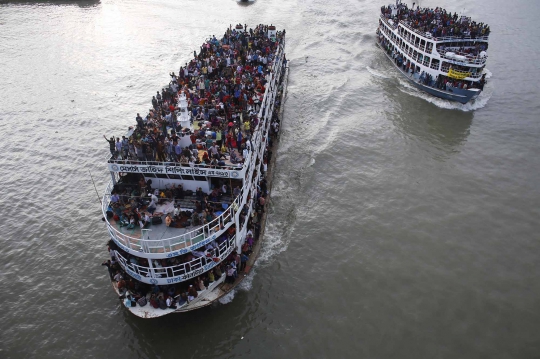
[380,20,433,55]
[380,23,438,70]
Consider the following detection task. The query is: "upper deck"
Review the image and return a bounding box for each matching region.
[380,3,490,43]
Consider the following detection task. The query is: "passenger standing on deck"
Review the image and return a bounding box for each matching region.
[225,265,235,284]
[121,136,129,159]
[103,135,116,158]
[136,113,144,130]
[148,193,158,215]
[115,138,122,159]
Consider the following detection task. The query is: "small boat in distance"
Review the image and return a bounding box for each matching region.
[376,1,490,104]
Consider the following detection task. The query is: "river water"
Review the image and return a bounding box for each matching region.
[1,0,540,358]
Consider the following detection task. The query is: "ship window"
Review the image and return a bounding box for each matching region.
[155,174,168,179]
[193,176,206,181]
[144,174,156,178]
[168,174,181,179]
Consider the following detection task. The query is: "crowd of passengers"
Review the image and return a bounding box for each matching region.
[102,225,254,309]
[104,24,285,170]
[381,4,490,39]
[106,175,249,228]
[102,135,277,310]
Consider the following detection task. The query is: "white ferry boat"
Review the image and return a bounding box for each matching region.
[377,1,490,104]
[101,25,288,318]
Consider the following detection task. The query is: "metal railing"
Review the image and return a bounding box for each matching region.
[114,234,237,285]
[399,20,489,42]
[102,180,239,257]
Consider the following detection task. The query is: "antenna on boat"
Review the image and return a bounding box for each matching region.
[89,170,102,205]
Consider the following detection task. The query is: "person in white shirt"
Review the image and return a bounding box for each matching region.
[115,138,122,159]
[148,194,158,214]
[192,250,206,258]
[140,212,151,229]
[166,296,177,309]
[113,272,123,282]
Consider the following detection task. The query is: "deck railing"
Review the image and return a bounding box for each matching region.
[102,181,239,257]
[399,19,489,42]
[114,235,236,285]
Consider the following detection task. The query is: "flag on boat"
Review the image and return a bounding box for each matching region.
[447,68,471,80]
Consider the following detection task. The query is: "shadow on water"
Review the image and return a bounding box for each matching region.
[120,296,252,357]
[236,0,256,6]
[0,0,100,6]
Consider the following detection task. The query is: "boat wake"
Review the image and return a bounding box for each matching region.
[258,220,292,265]
[218,291,235,304]
[397,78,492,111]
[366,66,391,79]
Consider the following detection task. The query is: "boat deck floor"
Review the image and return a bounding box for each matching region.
[110,195,233,253]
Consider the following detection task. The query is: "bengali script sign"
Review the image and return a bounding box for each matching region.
[108,163,243,179]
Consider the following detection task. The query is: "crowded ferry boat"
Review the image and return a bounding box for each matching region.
[377,1,490,104]
[100,24,288,318]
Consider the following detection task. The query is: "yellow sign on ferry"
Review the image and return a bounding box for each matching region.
[447,69,471,80]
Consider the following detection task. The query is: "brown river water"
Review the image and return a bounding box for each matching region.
[1,0,539,357]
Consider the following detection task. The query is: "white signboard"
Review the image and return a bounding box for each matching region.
[108,163,244,179]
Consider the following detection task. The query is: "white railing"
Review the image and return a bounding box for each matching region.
[102,182,240,258]
[399,20,489,42]
[114,234,236,285]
